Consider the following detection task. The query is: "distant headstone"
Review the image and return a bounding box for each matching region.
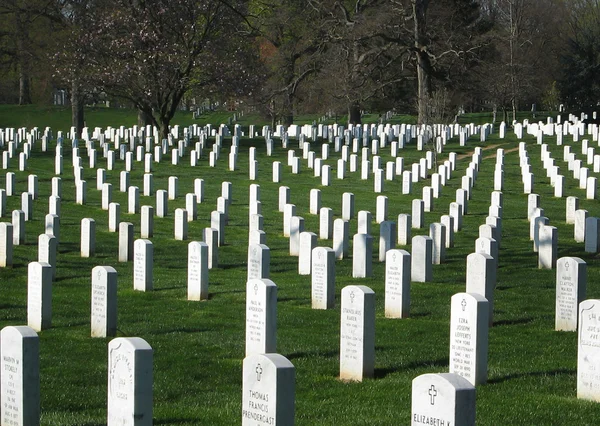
[352,234,373,278]
[140,205,153,238]
[397,214,411,245]
[411,236,433,282]
[333,219,349,260]
[385,249,411,319]
[108,202,120,233]
[188,241,209,301]
[133,239,153,292]
[27,261,52,331]
[80,218,95,258]
[465,253,496,326]
[0,222,13,267]
[566,196,579,224]
[174,208,188,240]
[429,223,446,265]
[118,222,134,262]
[298,232,317,275]
[203,228,219,269]
[311,247,335,309]
[539,225,558,269]
[379,221,396,262]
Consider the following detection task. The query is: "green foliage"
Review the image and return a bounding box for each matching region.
[543,81,561,112]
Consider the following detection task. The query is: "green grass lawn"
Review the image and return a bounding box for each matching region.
[0,108,599,424]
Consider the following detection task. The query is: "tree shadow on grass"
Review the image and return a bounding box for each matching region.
[374,357,449,379]
[492,316,534,326]
[217,261,247,269]
[151,327,208,335]
[286,349,338,361]
[0,303,26,309]
[488,368,575,384]
[156,419,197,425]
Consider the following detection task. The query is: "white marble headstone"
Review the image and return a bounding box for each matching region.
[107,337,153,425]
[0,326,39,426]
[242,353,295,426]
[340,285,375,381]
[556,257,586,331]
[246,278,277,357]
[411,373,475,426]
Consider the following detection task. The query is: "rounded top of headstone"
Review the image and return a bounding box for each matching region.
[1,325,38,339]
[108,336,152,352]
[243,352,294,370]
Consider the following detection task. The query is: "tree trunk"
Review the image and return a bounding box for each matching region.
[282,90,294,125]
[158,119,169,141]
[414,0,431,125]
[16,9,32,105]
[71,79,84,139]
[138,108,153,127]
[348,102,361,125]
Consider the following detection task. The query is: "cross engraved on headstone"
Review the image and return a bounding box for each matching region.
[256,364,263,381]
[253,283,259,295]
[392,253,397,262]
[461,298,467,311]
[429,384,437,405]
[350,291,355,304]
[318,251,322,260]
[97,269,102,280]
[565,261,570,271]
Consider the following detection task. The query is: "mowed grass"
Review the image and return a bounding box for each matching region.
[1,113,600,424]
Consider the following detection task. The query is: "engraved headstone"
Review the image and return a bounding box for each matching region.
[107,337,153,425]
[556,257,586,331]
[0,326,40,426]
[245,278,277,356]
[133,239,153,292]
[248,244,270,281]
[188,241,209,301]
[241,353,295,426]
[91,266,117,337]
[340,285,375,381]
[578,299,600,401]
[385,249,411,319]
[411,373,475,426]
[311,247,335,310]
[449,293,489,385]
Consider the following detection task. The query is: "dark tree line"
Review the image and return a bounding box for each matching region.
[0,0,598,133]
